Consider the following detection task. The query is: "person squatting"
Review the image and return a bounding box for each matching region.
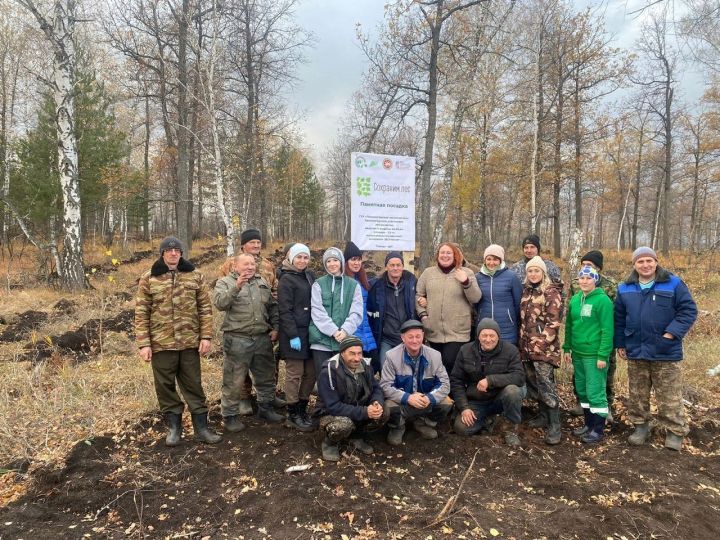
[135,233,698,460]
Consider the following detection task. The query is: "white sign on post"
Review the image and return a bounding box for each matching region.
[350,152,416,251]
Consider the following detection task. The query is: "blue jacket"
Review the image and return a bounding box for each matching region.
[475,266,522,344]
[367,270,417,346]
[349,276,377,352]
[614,267,697,361]
[379,344,450,406]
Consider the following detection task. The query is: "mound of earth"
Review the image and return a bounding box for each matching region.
[0,310,49,342]
[1,403,718,539]
[53,299,76,315]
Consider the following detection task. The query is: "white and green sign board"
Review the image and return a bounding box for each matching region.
[350,152,416,251]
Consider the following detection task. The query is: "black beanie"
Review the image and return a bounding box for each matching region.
[476,318,501,337]
[522,234,541,251]
[240,228,262,246]
[385,251,404,266]
[344,241,362,261]
[159,236,183,256]
[580,250,604,271]
[339,335,363,353]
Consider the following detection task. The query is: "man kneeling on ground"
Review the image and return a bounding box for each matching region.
[315,336,385,461]
[380,320,453,445]
[451,318,526,447]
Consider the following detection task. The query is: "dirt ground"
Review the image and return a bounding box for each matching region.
[1,243,719,539]
[0,400,719,540]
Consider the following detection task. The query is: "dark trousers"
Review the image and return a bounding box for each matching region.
[384,398,453,427]
[151,349,208,415]
[312,349,336,380]
[454,385,526,436]
[428,341,465,374]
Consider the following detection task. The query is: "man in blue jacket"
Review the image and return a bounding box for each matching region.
[315,336,385,461]
[367,252,417,371]
[615,247,697,451]
[380,320,452,445]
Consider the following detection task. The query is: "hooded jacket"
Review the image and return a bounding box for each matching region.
[135,258,213,352]
[614,267,697,361]
[309,250,363,352]
[367,270,417,347]
[563,287,614,360]
[518,281,564,366]
[475,266,523,345]
[277,260,316,360]
[315,353,384,422]
[450,339,525,408]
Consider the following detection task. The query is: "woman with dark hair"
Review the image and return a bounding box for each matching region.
[343,242,378,365]
[416,242,481,373]
[278,243,316,431]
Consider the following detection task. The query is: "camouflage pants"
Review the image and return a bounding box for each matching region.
[627,359,688,436]
[524,361,558,409]
[151,349,208,415]
[320,415,387,443]
[383,398,453,428]
[221,333,275,416]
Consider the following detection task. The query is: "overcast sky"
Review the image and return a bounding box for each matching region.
[290,0,706,163]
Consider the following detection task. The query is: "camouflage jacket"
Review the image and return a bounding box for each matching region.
[219,254,278,298]
[213,273,279,336]
[510,257,562,283]
[569,273,617,302]
[135,258,214,352]
[518,281,564,366]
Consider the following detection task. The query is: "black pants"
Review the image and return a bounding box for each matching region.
[427,341,465,374]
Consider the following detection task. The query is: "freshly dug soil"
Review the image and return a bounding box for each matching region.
[0,310,49,342]
[1,401,718,539]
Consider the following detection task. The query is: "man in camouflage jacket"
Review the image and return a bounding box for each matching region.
[213,253,282,429]
[568,250,618,419]
[135,236,221,446]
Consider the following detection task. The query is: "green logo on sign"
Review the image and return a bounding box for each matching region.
[356,177,372,197]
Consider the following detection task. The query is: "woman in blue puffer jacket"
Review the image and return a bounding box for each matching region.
[343,242,378,362]
[475,244,523,345]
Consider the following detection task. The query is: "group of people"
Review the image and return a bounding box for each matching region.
[135,230,698,461]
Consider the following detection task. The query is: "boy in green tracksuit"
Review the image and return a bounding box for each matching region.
[563,265,614,443]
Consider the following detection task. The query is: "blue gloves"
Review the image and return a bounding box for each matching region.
[289,337,302,351]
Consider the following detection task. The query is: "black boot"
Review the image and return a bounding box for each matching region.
[285,403,314,432]
[528,403,548,428]
[258,402,284,423]
[164,412,182,447]
[191,413,222,444]
[223,415,246,433]
[572,408,592,437]
[544,406,561,445]
[581,414,605,444]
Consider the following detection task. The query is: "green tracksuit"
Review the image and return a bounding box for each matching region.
[563,287,614,417]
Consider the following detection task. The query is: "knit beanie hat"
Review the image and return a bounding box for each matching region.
[385,251,404,266]
[240,228,261,245]
[526,255,547,275]
[522,234,541,251]
[322,247,345,272]
[578,265,599,284]
[632,246,657,264]
[288,243,310,265]
[476,318,501,337]
[339,335,363,353]
[343,241,362,261]
[580,250,604,270]
[483,244,505,262]
[159,236,183,256]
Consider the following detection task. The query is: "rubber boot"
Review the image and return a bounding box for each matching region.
[321,436,340,462]
[237,399,253,416]
[628,422,650,446]
[581,414,605,444]
[544,406,561,445]
[528,403,548,428]
[349,438,374,455]
[503,423,522,447]
[413,418,438,440]
[664,432,683,451]
[568,400,584,417]
[164,412,182,447]
[387,425,406,446]
[272,395,287,408]
[191,413,222,444]
[258,402,284,423]
[223,415,246,433]
[572,409,592,437]
[285,403,314,432]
